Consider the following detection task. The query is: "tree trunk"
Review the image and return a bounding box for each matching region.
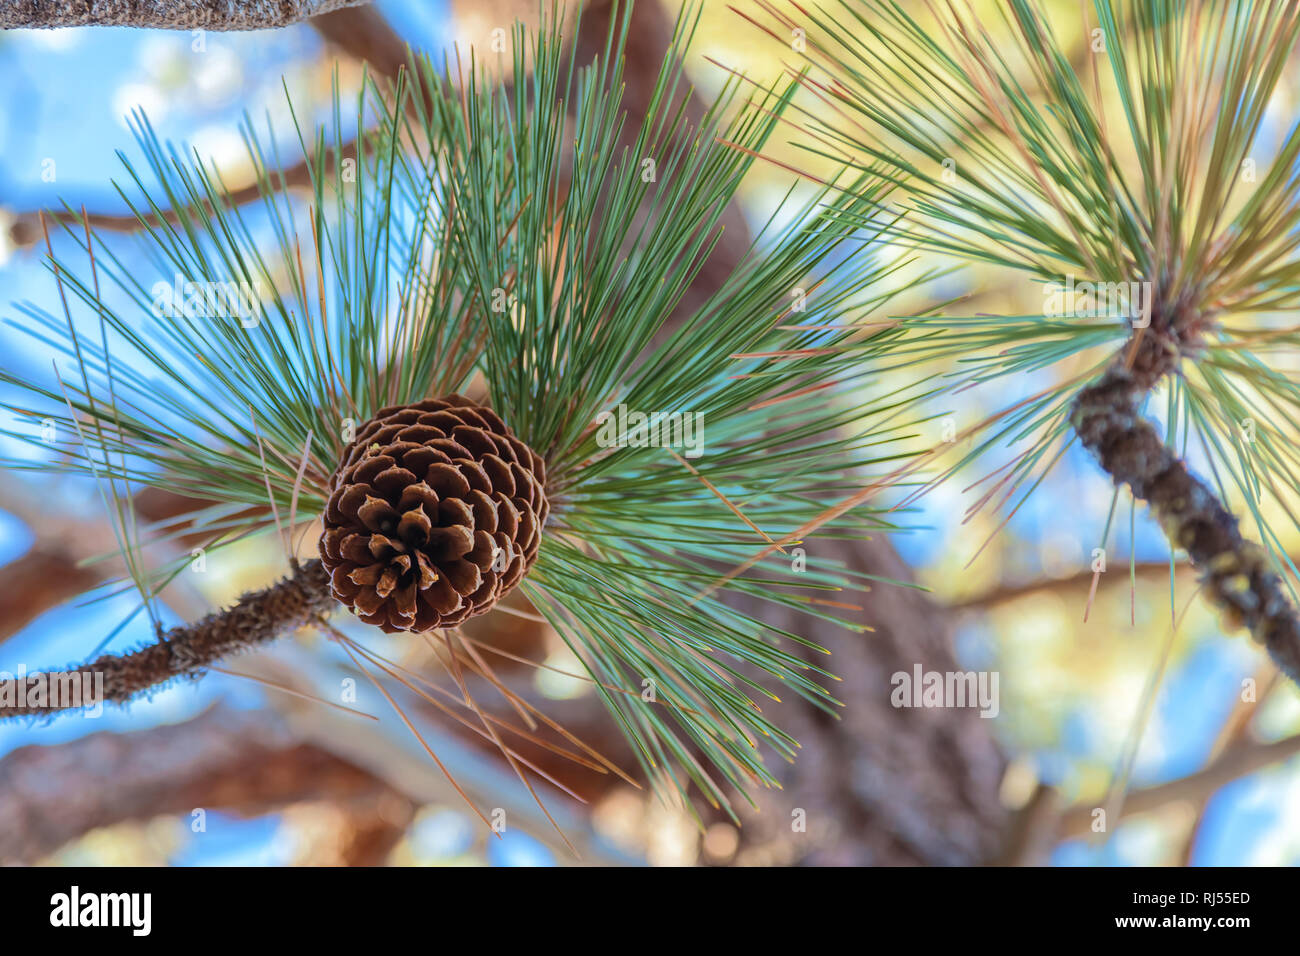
[723,536,1007,865]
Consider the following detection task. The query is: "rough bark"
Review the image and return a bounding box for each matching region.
[0,0,370,30]
[1,560,332,717]
[1072,336,1300,684]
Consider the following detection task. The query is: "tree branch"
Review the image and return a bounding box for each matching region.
[310,3,408,78]
[0,479,211,640]
[7,138,362,250]
[0,0,372,30]
[1073,350,1300,684]
[0,545,103,640]
[1057,731,1300,840]
[949,560,1199,612]
[0,560,332,718]
[0,703,414,864]
[992,782,1064,866]
[1174,666,1278,865]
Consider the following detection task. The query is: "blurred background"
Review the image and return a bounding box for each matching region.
[1,0,1298,866]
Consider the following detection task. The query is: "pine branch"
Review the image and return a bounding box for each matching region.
[1072,353,1300,684]
[0,0,371,30]
[0,561,331,718]
[752,0,1300,693]
[1,3,931,811]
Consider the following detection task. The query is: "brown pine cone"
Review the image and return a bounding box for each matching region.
[319,395,548,633]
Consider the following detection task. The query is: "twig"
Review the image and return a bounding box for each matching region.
[7,140,359,251]
[0,560,333,718]
[949,560,1201,611]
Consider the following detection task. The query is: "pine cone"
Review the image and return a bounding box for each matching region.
[319,395,548,633]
